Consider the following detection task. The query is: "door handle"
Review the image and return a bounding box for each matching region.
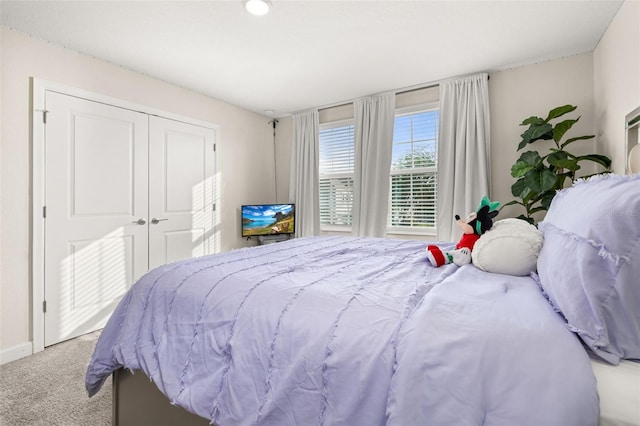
[151,217,168,225]
[131,218,146,225]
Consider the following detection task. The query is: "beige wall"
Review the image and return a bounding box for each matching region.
[594,0,640,174]
[489,53,597,220]
[0,27,274,356]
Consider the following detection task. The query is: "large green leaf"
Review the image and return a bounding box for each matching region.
[517,139,527,151]
[545,105,577,121]
[541,190,557,210]
[511,151,541,177]
[511,178,530,198]
[519,150,542,165]
[552,118,579,143]
[511,161,533,178]
[519,123,553,149]
[526,190,545,204]
[524,168,557,193]
[560,134,595,149]
[521,116,545,126]
[501,200,521,207]
[547,151,580,171]
[528,205,548,214]
[576,154,612,169]
[516,214,535,225]
[521,187,540,204]
[546,150,568,163]
[555,172,574,189]
[540,169,558,191]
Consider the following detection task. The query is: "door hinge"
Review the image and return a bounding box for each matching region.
[42,300,47,313]
[42,206,47,218]
[212,203,216,212]
[213,144,216,152]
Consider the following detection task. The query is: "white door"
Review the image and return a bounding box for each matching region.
[148,116,216,269]
[44,92,149,346]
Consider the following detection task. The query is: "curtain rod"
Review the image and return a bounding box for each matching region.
[317,74,489,112]
[317,82,438,112]
[396,81,440,96]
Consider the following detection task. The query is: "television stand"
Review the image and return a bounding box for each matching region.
[257,234,292,245]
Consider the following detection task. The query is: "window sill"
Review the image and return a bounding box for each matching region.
[388,226,435,234]
[320,227,437,240]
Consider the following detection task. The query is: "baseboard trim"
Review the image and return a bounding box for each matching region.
[0,342,33,365]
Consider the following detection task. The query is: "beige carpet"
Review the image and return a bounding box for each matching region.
[0,331,111,425]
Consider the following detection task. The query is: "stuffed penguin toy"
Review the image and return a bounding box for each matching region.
[427,196,500,267]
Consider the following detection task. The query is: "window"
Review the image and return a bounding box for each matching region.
[388,107,438,233]
[318,105,439,234]
[319,122,354,228]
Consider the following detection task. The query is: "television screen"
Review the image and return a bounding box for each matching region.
[241,204,295,237]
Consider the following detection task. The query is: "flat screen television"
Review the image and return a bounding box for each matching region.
[241,204,295,237]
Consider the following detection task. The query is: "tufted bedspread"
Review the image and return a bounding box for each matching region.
[86,236,599,425]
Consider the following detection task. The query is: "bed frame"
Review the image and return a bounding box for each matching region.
[112,369,210,426]
[112,361,640,426]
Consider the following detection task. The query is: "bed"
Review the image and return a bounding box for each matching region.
[108,362,640,426]
[86,174,640,426]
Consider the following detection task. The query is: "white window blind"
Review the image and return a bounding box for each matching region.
[388,108,439,232]
[319,123,354,227]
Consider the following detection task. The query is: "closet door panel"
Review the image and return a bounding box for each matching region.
[164,229,206,264]
[148,116,216,269]
[44,92,149,346]
[72,114,134,215]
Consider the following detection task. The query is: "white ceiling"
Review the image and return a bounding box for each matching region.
[1,0,624,118]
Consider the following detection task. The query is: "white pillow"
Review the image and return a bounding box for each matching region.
[472,218,543,276]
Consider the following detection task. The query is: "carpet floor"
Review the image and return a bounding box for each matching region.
[0,331,111,425]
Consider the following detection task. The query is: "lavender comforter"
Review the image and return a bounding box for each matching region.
[86,236,598,425]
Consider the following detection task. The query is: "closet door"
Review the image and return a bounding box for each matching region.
[148,116,216,269]
[44,92,149,346]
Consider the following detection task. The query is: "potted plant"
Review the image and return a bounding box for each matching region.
[504,104,611,224]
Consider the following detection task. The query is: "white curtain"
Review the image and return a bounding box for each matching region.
[351,93,396,237]
[437,73,491,242]
[289,109,320,237]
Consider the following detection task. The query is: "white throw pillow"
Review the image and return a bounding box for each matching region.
[472,218,543,276]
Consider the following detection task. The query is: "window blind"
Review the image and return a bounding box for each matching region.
[388,109,439,230]
[319,124,355,226]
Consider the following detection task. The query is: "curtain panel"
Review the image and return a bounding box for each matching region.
[352,93,396,237]
[289,110,320,237]
[437,73,491,242]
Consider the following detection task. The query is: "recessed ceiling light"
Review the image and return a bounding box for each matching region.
[244,0,271,16]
